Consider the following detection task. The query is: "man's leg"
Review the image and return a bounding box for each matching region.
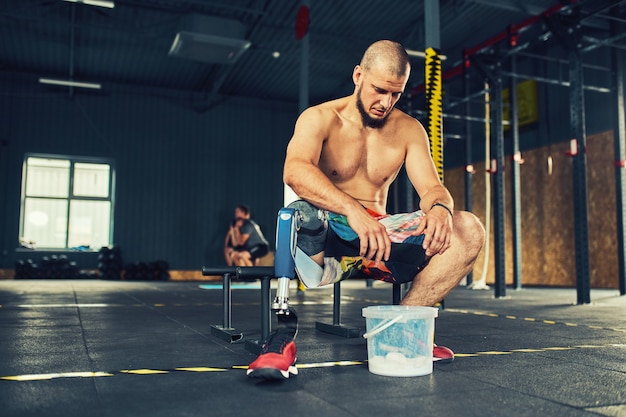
[230,251,240,266]
[224,247,234,266]
[401,210,485,306]
[247,207,299,380]
[247,202,329,380]
[399,211,484,363]
[237,251,253,266]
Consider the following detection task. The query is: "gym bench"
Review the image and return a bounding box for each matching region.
[201,266,274,354]
[202,265,403,349]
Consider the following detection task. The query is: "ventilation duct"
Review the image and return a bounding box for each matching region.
[169,15,251,64]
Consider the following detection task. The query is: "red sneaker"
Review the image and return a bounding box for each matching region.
[433,344,454,363]
[247,328,298,380]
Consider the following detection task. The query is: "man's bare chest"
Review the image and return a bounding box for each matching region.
[318,133,405,184]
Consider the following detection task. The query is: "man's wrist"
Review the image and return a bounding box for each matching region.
[430,202,453,217]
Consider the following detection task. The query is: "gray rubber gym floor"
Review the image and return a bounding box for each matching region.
[0,279,625,417]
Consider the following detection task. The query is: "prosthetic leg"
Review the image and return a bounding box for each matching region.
[272,201,327,317]
[272,207,300,330]
[247,207,300,380]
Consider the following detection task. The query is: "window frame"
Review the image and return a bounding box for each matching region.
[19,153,116,251]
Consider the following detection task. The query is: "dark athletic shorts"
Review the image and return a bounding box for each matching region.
[289,200,429,285]
[248,244,269,260]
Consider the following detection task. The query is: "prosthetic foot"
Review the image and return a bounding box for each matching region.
[247,208,300,380]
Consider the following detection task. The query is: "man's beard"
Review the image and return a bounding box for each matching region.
[356,89,390,129]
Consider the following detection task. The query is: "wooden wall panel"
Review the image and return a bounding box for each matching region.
[587,130,619,288]
[446,130,618,289]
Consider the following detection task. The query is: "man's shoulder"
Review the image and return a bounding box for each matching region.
[240,219,253,231]
[391,107,422,124]
[390,109,427,136]
[305,97,349,118]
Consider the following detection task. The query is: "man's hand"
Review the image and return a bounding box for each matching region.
[229,221,244,245]
[415,207,453,257]
[346,208,391,262]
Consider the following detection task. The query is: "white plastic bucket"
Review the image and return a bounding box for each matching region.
[362,305,438,377]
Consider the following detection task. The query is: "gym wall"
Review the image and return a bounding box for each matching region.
[0,83,298,274]
[446,130,620,289]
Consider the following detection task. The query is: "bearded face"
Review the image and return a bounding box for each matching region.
[356,84,391,129]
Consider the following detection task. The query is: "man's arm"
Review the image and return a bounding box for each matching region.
[230,220,250,247]
[404,120,454,257]
[224,231,232,249]
[283,107,391,261]
[284,107,357,213]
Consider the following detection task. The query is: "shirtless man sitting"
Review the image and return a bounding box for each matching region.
[247,40,485,380]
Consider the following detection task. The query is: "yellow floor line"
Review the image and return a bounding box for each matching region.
[444,308,625,333]
[3,344,625,382]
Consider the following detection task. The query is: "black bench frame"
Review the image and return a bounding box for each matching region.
[314,280,402,337]
[201,266,274,354]
[202,266,403,349]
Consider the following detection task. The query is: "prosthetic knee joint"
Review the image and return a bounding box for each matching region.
[272,207,300,315]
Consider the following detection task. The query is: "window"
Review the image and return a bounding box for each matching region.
[20,155,115,250]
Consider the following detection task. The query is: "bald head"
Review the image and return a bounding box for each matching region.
[360,40,410,78]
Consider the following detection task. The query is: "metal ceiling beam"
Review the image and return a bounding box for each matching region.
[579,0,626,23]
[516,51,609,71]
[0,9,174,37]
[409,0,617,95]
[582,33,626,53]
[117,0,267,18]
[500,71,610,93]
[465,0,545,16]
[468,0,611,30]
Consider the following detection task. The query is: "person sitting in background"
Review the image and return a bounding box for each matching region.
[224,205,249,266]
[224,204,270,267]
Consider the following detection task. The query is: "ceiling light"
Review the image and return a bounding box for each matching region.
[63,0,115,9]
[406,49,447,60]
[39,78,101,89]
